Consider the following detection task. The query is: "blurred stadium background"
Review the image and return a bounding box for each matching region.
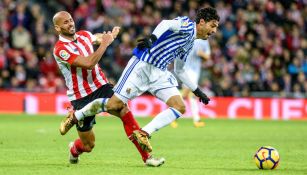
[0,0,306,119]
[0,1,307,175]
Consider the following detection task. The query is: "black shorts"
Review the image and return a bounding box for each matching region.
[71,83,114,132]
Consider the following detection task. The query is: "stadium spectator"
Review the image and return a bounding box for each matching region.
[9,2,31,30]
[114,32,134,68]
[11,25,32,51]
[0,45,7,69]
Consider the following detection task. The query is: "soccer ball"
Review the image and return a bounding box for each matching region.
[254,146,280,170]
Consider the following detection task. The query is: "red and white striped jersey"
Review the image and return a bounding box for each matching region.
[53,30,108,101]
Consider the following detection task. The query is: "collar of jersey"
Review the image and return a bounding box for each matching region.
[59,34,80,43]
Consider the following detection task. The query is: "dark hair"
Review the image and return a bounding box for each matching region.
[195,7,220,24]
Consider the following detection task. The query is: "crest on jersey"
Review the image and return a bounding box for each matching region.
[126,88,131,94]
[59,50,70,60]
[182,21,189,26]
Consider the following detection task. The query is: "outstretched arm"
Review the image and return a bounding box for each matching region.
[93,26,120,45]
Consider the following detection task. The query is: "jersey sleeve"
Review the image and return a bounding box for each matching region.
[54,45,78,65]
[152,20,181,38]
[174,16,195,35]
[78,30,97,43]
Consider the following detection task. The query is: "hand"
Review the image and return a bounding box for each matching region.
[137,34,157,51]
[101,31,114,46]
[193,87,210,105]
[111,26,120,39]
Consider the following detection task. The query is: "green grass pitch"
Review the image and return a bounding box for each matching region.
[0,114,306,175]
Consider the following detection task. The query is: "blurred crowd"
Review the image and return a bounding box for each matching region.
[0,0,306,98]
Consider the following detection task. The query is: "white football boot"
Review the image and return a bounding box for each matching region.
[145,156,165,167]
[68,142,79,164]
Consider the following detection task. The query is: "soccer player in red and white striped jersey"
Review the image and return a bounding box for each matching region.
[53,29,109,101]
[52,11,164,167]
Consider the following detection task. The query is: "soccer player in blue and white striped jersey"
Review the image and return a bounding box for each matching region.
[68,7,220,158]
[110,7,219,153]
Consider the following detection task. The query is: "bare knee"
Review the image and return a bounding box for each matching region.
[105,95,125,112]
[172,103,186,114]
[83,142,95,152]
[166,96,186,114]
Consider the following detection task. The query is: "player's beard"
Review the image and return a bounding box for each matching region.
[200,32,211,40]
[60,27,75,37]
[197,33,208,40]
[62,32,75,37]
[197,28,208,40]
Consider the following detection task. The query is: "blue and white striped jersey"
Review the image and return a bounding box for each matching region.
[132,16,196,70]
